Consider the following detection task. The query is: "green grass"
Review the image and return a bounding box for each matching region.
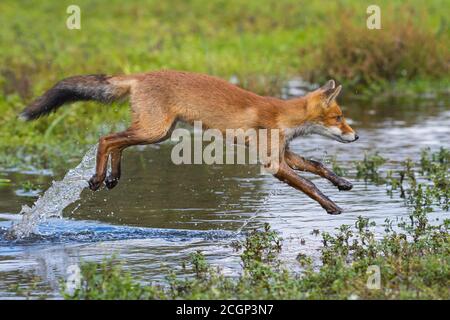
[61,148,450,300]
[355,152,387,184]
[0,0,448,169]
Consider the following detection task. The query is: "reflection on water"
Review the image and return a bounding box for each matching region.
[0,97,449,298]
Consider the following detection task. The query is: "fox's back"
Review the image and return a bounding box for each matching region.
[120,70,280,130]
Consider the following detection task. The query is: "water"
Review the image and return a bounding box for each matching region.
[0,95,448,298]
[6,146,98,239]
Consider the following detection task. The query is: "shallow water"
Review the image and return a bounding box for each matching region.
[6,146,98,239]
[0,95,449,298]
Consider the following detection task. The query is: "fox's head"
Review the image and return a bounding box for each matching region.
[299,80,358,143]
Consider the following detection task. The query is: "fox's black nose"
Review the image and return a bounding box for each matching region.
[354,134,359,141]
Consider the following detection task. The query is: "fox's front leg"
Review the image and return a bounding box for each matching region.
[285,150,353,191]
[273,161,342,214]
[104,149,122,189]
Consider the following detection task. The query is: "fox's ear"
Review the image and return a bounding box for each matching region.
[320,80,336,92]
[322,84,342,105]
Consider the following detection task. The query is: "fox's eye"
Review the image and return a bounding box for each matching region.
[336,116,342,122]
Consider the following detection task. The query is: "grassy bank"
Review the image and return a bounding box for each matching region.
[0,0,448,170]
[61,148,449,300]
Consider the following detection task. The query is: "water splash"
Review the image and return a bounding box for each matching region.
[6,145,98,239]
[236,187,288,234]
[0,218,236,245]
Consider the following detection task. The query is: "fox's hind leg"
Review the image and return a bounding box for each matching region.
[88,129,146,191]
[104,149,122,189]
[285,150,353,191]
[88,116,176,191]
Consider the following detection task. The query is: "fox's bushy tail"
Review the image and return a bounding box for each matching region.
[20,74,129,121]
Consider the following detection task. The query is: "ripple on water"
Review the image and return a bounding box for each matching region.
[0,218,238,248]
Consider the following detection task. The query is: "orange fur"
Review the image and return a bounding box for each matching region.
[109,71,355,137]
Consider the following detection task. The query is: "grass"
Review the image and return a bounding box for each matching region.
[61,148,450,300]
[306,3,449,96]
[0,0,448,170]
[355,152,387,184]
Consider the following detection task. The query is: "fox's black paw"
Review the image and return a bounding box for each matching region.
[337,180,353,191]
[105,176,119,190]
[326,205,343,215]
[88,175,103,191]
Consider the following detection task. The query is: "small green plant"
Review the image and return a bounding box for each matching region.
[61,257,166,300]
[355,152,386,184]
[330,156,347,177]
[234,223,282,267]
[20,181,39,192]
[386,170,402,197]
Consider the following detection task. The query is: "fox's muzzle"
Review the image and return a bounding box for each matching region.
[340,132,358,143]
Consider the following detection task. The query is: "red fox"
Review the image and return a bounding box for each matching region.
[20,70,358,214]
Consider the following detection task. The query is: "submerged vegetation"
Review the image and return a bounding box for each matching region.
[355,152,386,184]
[0,0,449,169]
[62,148,450,300]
